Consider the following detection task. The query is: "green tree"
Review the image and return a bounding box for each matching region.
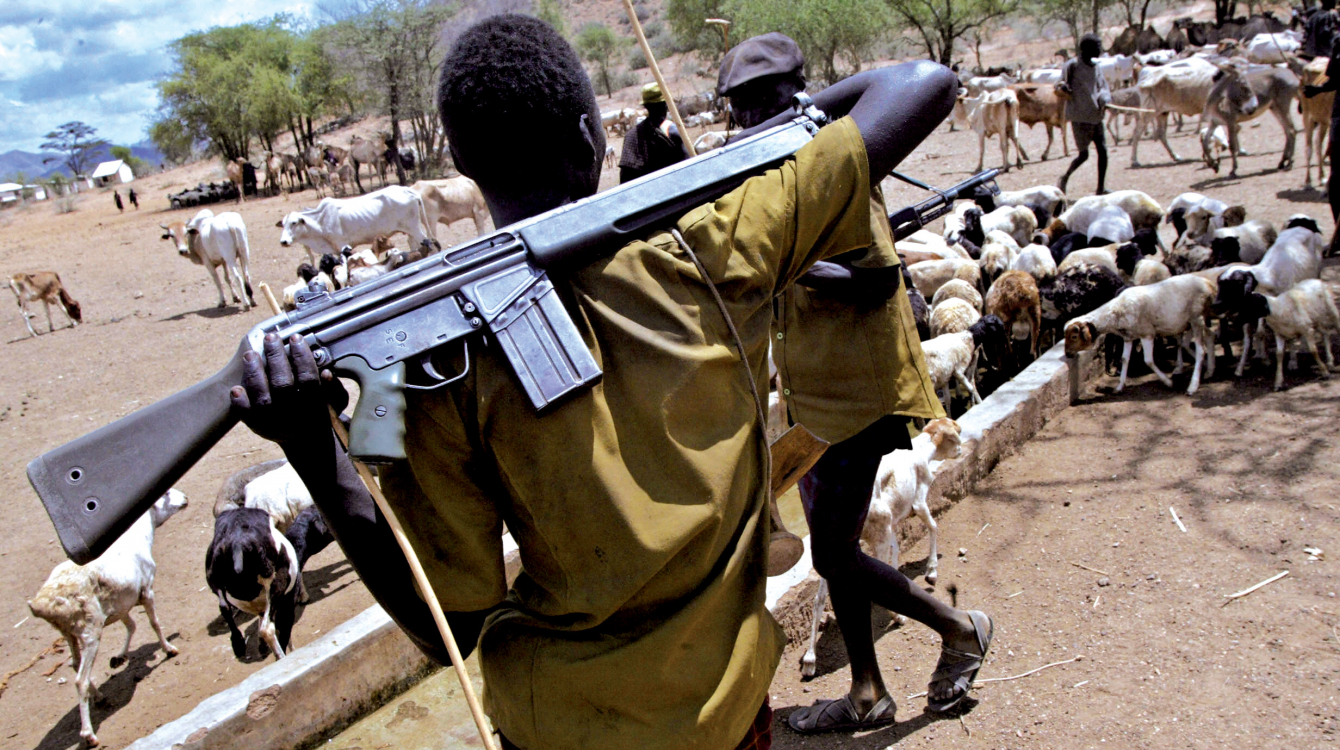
[109,146,149,176]
[148,117,196,165]
[726,0,890,85]
[666,0,730,60]
[885,0,1020,66]
[40,122,109,178]
[533,0,567,38]
[323,0,456,182]
[576,23,623,98]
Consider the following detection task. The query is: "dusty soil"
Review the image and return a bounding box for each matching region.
[1,4,1337,748]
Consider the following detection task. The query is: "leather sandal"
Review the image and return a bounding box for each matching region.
[927,609,993,713]
[787,693,896,734]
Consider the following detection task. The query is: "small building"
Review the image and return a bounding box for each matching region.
[0,182,21,204]
[0,183,50,204]
[90,159,134,186]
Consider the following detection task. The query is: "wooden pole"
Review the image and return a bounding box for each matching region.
[621,0,696,156]
[256,282,499,750]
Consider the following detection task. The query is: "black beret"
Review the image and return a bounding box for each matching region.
[717,33,804,97]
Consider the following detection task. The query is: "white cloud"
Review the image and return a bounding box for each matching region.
[0,0,317,151]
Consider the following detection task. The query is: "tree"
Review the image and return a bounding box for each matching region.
[109,146,149,176]
[324,0,457,182]
[725,0,890,85]
[148,117,196,166]
[1113,0,1155,29]
[666,0,729,60]
[40,122,108,178]
[533,0,567,37]
[886,0,1021,66]
[576,23,622,98]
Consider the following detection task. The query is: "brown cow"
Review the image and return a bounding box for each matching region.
[1300,56,1333,188]
[225,157,246,204]
[264,152,284,196]
[1010,83,1069,160]
[9,272,82,337]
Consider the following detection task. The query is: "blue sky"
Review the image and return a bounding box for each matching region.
[0,1,316,153]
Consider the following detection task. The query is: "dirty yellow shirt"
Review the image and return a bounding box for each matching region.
[773,189,945,444]
[379,117,874,750]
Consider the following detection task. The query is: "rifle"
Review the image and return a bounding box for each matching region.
[886,168,1001,241]
[28,102,994,565]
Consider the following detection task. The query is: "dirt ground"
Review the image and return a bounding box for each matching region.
[3,6,1338,748]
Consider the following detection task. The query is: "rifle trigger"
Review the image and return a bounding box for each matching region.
[405,344,471,391]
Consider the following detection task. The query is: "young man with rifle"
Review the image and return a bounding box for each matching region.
[718,33,992,734]
[31,14,986,750]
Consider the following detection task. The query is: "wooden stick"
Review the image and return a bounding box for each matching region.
[1106,103,1158,114]
[1169,506,1187,533]
[1069,560,1110,576]
[906,656,1082,699]
[258,284,498,750]
[1222,570,1289,607]
[0,638,63,699]
[621,0,696,156]
[977,523,990,537]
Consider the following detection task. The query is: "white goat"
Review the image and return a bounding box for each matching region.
[28,490,188,748]
[1064,275,1217,394]
[992,184,1066,216]
[907,258,982,299]
[930,278,983,311]
[1009,243,1057,283]
[930,297,982,337]
[800,418,963,678]
[1238,279,1340,389]
[1086,205,1136,245]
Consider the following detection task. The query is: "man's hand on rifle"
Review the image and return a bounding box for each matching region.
[229,333,348,450]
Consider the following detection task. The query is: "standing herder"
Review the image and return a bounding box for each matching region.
[717,33,994,734]
[1303,0,1340,59]
[618,82,688,183]
[113,189,124,213]
[229,14,965,750]
[1056,34,1112,196]
[128,188,139,210]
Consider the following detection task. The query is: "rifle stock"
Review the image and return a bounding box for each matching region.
[28,343,247,563]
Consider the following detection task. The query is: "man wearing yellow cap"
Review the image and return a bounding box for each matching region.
[618,82,688,183]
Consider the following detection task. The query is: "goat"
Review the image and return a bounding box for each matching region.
[930,297,982,337]
[930,278,983,311]
[1064,275,1217,394]
[206,507,300,661]
[1213,219,1277,264]
[985,270,1043,360]
[1236,279,1340,388]
[907,258,982,299]
[28,490,188,747]
[921,315,1008,406]
[1059,190,1165,234]
[1009,242,1058,283]
[800,419,963,679]
[346,248,409,287]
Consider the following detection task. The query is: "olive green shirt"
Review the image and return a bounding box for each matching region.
[773,188,945,444]
[380,117,874,750]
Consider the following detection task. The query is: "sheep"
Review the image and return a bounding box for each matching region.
[1059,190,1164,234]
[1115,239,1159,281]
[321,252,348,289]
[1039,263,1128,339]
[1058,243,1120,274]
[930,296,982,337]
[931,278,983,311]
[1212,219,1278,264]
[347,248,409,287]
[985,269,1043,360]
[1009,242,1058,283]
[1047,231,1094,265]
[978,242,1017,287]
[1235,279,1340,388]
[907,258,982,299]
[214,460,313,533]
[1035,216,1070,246]
[1064,275,1217,394]
[341,244,380,270]
[1164,234,1245,275]
[1216,222,1324,300]
[28,490,188,747]
[903,266,932,340]
[1165,191,1222,239]
[975,184,1066,216]
[800,418,963,678]
[1086,205,1136,245]
[897,228,971,260]
[206,507,300,661]
[284,506,335,603]
[1133,258,1171,286]
[961,205,1037,248]
[1178,203,1246,247]
[920,314,1008,406]
[280,263,337,311]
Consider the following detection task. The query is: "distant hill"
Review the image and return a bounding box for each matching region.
[0,142,165,181]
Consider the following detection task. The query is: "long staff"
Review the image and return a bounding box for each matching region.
[258,283,499,750]
[621,0,697,156]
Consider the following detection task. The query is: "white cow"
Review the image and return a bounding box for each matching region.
[1245,32,1301,64]
[160,209,255,309]
[960,88,1028,172]
[277,185,432,264]
[1095,55,1137,89]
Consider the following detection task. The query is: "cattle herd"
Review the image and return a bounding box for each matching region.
[10,9,1340,746]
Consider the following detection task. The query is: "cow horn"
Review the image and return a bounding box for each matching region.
[159,223,168,229]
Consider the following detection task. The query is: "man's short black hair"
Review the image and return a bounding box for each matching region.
[438,14,599,190]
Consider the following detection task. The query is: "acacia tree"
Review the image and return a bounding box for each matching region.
[886,0,1020,66]
[577,23,622,98]
[666,0,729,59]
[40,122,108,178]
[726,0,889,85]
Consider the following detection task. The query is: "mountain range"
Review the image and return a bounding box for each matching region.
[0,142,165,182]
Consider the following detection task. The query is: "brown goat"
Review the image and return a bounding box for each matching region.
[985,270,1042,360]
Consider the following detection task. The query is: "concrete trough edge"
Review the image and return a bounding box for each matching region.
[129,344,1097,750]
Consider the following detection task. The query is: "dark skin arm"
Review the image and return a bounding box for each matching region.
[230,334,486,665]
[738,60,961,187]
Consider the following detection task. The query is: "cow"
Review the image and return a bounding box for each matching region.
[961,88,1029,172]
[160,209,255,309]
[349,135,387,193]
[276,185,433,263]
[225,158,246,204]
[1011,83,1069,160]
[1095,55,1137,89]
[412,177,492,237]
[1300,56,1334,188]
[960,73,1016,97]
[9,272,82,336]
[264,152,284,196]
[1131,56,1219,166]
[1201,60,1299,177]
[282,153,307,191]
